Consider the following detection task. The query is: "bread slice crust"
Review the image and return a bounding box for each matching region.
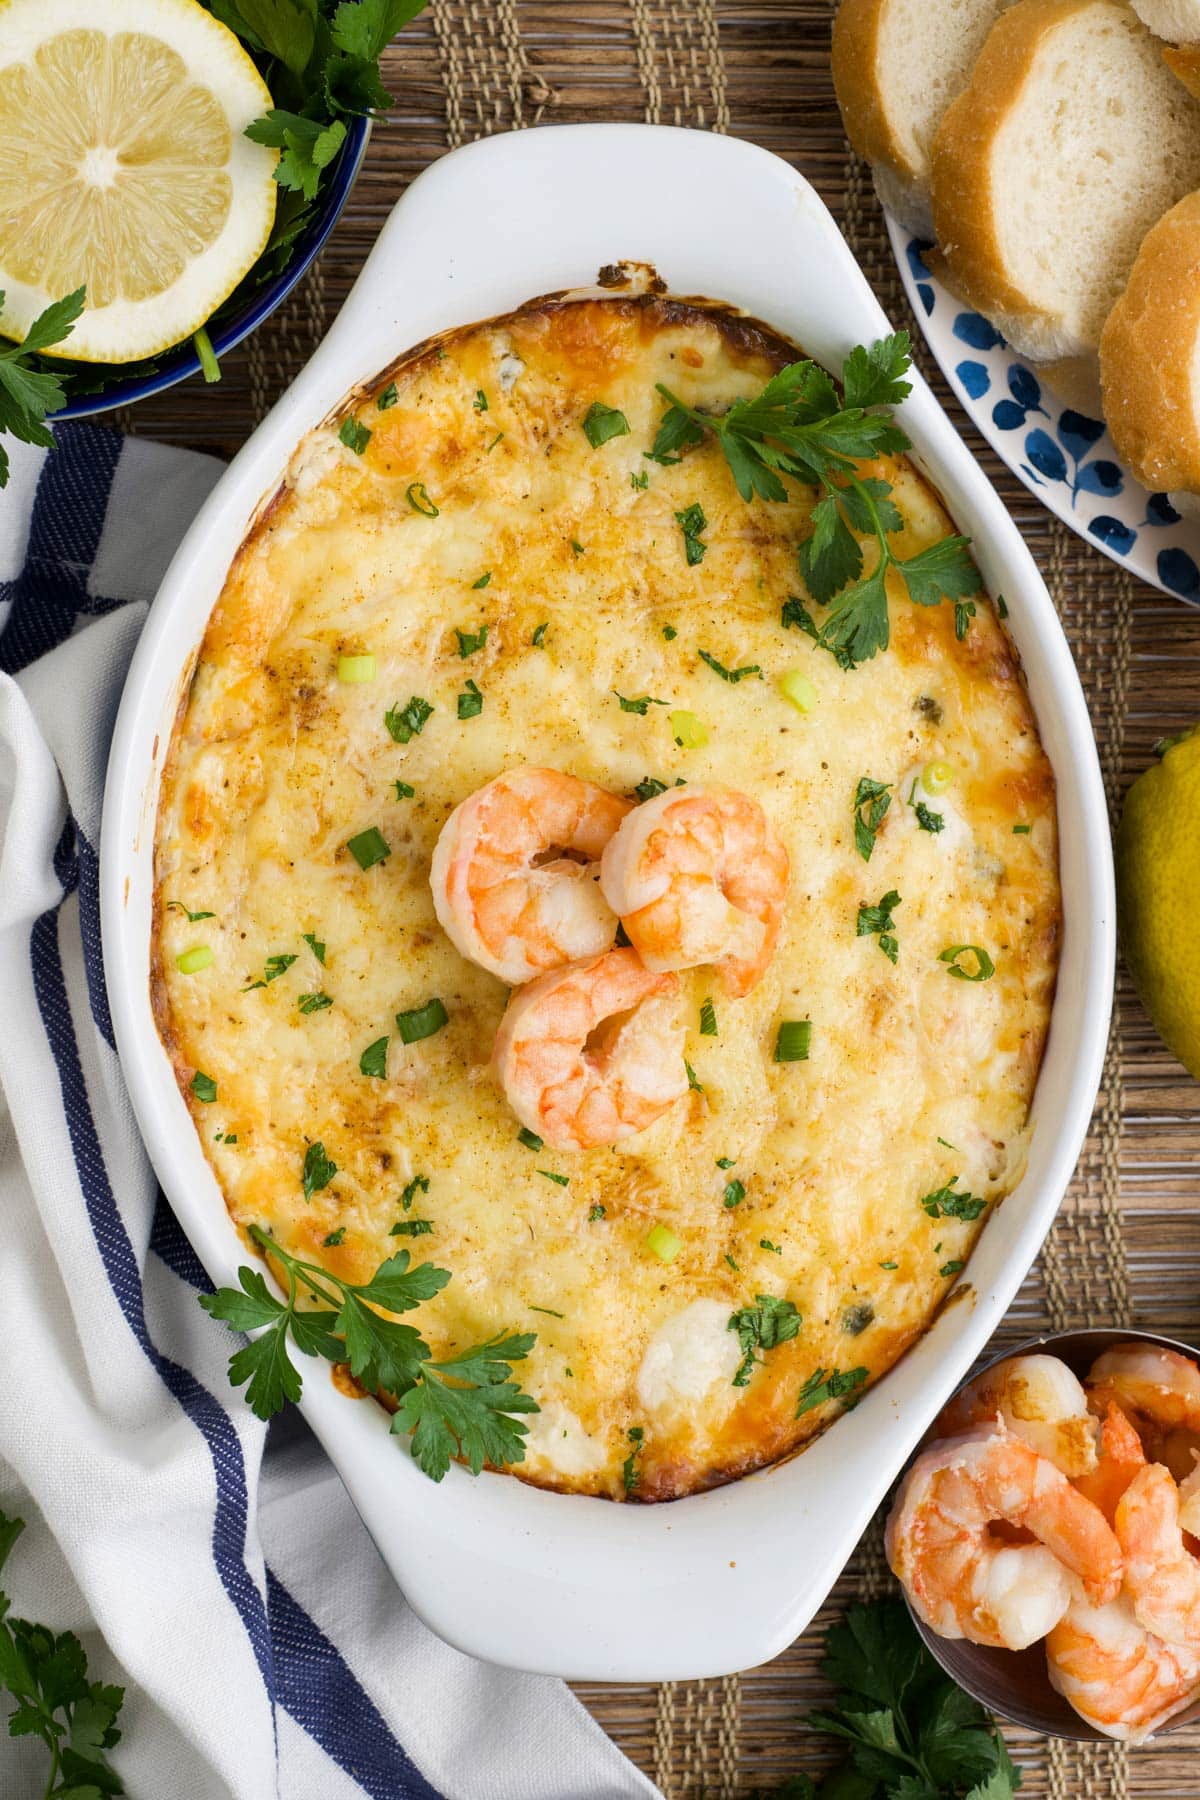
[1100,191,1200,498]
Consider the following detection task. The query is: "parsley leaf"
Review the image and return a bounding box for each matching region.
[582,401,630,447]
[853,776,891,861]
[857,889,901,963]
[202,1227,536,1483]
[398,1334,538,1479]
[0,287,85,487]
[920,1178,987,1221]
[384,695,433,742]
[698,648,762,684]
[654,335,983,664]
[675,502,708,565]
[302,1141,337,1200]
[0,1507,127,1795]
[796,1364,868,1416]
[805,1600,1021,1800]
[728,1295,801,1386]
[614,691,666,715]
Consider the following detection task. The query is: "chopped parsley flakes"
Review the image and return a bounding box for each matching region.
[857,889,901,962]
[853,776,891,861]
[384,695,433,743]
[919,1178,986,1221]
[675,502,708,565]
[796,1365,868,1416]
[728,1295,802,1387]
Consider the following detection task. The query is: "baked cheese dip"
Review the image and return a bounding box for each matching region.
[154,286,1060,1501]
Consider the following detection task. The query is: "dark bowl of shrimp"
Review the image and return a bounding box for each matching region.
[887,1328,1200,1743]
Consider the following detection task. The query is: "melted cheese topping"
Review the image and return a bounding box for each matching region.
[154,294,1060,1501]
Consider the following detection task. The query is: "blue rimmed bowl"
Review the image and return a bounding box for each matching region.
[55,117,371,421]
[885,216,1200,606]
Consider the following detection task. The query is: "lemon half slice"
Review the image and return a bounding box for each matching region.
[0,0,277,362]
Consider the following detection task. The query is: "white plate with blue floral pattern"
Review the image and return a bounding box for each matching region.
[887,216,1200,604]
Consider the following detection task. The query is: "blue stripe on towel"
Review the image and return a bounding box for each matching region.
[30,834,277,1697]
[267,1569,444,1800]
[0,426,123,673]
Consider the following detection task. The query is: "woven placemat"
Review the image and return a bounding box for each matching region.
[125,3,1200,1792]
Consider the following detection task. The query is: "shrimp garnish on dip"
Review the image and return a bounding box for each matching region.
[431,767,631,984]
[599,785,789,998]
[492,947,687,1152]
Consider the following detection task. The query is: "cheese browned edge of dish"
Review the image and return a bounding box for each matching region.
[151,282,1061,1501]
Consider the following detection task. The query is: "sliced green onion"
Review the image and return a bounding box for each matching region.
[190,1071,217,1103]
[923,759,955,795]
[670,709,708,749]
[406,481,439,517]
[347,827,390,870]
[538,1169,570,1186]
[778,668,818,713]
[193,327,220,384]
[396,997,448,1043]
[517,1127,543,1151]
[774,1020,812,1063]
[582,401,631,447]
[939,944,995,982]
[176,945,213,974]
[699,997,718,1037]
[645,1223,682,1263]
[337,653,377,684]
[1013,823,1031,834]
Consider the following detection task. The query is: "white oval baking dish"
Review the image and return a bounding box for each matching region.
[101,124,1114,1682]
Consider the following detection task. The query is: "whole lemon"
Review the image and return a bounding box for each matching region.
[1117,726,1200,1075]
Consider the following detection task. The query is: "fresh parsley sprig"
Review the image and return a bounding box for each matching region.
[802,1600,1022,1800]
[0,288,85,488]
[0,1511,127,1796]
[652,333,983,666]
[200,1225,538,1481]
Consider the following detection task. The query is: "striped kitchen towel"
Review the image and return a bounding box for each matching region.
[0,425,659,1800]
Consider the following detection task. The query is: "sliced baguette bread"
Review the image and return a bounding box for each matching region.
[1165,42,1200,91]
[831,0,1014,236]
[1100,190,1200,507]
[930,0,1200,366]
[1131,0,1200,41]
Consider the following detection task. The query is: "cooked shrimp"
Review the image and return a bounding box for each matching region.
[1074,1402,1146,1525]
[934,1354,1099,1477]
[1117,1463,1200,1651]
[431,768,632,984]
[885,1426,1123,1649]
[598,785,789,998]
[492,947,687,1151]
[1087,1344,1200,1466]
[1046,1589,1200,1743]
